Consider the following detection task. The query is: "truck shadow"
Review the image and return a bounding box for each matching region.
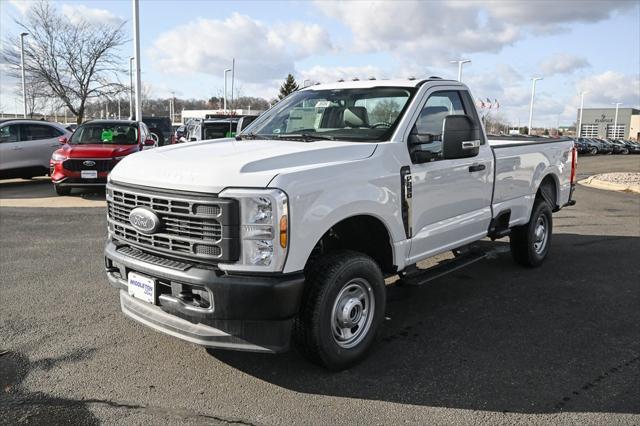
[0,177,105,200]
[0,349,100,424]
[209,233,640,414]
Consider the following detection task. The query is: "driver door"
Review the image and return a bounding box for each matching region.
[406,88,493,264]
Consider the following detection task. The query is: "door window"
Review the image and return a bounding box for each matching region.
[0,125,20,143]
[409,91,466,162]
[21,124,63,141]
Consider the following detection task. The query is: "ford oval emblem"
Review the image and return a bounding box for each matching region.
[129,207,160,234]
[83,160,96,167]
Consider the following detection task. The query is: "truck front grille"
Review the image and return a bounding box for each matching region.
[106,183,239,263]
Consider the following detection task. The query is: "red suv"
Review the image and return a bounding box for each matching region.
[50,120,155,195]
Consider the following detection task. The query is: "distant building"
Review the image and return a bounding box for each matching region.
[576,108,640,140]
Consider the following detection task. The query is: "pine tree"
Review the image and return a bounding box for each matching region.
[278,74,299,100]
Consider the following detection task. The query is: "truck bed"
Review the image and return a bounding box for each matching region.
[488,136,574,227]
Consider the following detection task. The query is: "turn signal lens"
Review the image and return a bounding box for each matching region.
[279,215,288,248]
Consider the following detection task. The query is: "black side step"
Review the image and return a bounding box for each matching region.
[395,250,488,287]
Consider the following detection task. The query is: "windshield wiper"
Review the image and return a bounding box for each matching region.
[275,133,335,141]
[235,132,267,141]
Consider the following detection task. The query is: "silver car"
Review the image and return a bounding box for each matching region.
[0,119,71,179]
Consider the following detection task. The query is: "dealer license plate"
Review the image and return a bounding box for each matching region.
[81,170,98,179]
[127,272,155,304]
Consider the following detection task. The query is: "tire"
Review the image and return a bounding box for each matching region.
[55,185,71,196]
[293,250,386,370]
[589,147,598,155]
[509,198,552,267]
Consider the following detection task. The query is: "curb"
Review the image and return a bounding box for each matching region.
[579,175,640,194]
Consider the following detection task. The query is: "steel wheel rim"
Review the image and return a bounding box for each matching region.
[331,278,375,349]
[533,214,548,254]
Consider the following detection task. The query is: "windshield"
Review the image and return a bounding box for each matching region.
[71,123,138,145]
[245,87,415,141]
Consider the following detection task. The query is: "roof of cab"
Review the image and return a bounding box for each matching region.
[301,77,459,91]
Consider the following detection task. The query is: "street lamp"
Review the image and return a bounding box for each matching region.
[132,0,142,121]
[612,102,622,139]
[450,59,471,82]
[578,91,588,138]
[129,57,134,119]
[528,77,543,135]
[223,68,231,112]
[20,32,28,118]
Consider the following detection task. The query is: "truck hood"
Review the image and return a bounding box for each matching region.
[109,138,377,193]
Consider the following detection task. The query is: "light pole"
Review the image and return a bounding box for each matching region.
[231,58,235,113]
[450,59,471,82]
[612,102,622,139]
[20,32,28,118]
[132,0,142,121]
[129,57,134,119]
[577,91,587,138]
[528,77,543,135]
[223,68,231,112]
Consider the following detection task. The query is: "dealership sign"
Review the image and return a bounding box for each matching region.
[594,114,614,124]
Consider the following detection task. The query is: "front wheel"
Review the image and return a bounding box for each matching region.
[293,250,386,370]
[54,185,71,196]
[589,147,598,155]
[509,198,552,267]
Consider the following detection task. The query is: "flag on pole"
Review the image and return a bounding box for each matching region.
[486,97,492,109]
[494,98,500,109]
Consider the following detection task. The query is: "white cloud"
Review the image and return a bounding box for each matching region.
[60,4,124,26]
[8,0,32,15]
[483,0,635,26]
[149,13,331,83]
[540,54,590,76]
[315,1,519,62]
[574,71,640,107]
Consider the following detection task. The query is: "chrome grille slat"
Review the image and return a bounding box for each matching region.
[106,183,232,262]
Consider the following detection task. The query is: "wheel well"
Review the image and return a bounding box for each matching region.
[307,215,395,274]
[537,174,558,210]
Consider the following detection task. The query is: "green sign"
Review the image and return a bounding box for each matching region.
[101,129,113,141]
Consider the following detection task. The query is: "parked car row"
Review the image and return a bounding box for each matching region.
[572,137,640,155]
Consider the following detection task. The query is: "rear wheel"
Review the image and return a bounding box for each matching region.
[589,147,598,155]
[54,185,71,196]
[293,250,386,370]
[510,198,552,267]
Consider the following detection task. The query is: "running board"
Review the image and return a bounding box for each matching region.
[395,250,489,287]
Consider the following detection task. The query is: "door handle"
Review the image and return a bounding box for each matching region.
[468,164,486,172]
[11,146,24,150]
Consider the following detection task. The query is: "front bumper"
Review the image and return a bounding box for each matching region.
[104,240,305,353]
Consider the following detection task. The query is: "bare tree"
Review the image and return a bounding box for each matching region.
[16,76,47,118]
[3,1,126,124]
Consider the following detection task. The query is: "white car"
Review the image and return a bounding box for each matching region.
[0,119,71,179]
[103,78,576,370]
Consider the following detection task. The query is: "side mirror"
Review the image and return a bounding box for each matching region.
[143,138,155,146]
[58,136,68,144]
[442,115,481,159]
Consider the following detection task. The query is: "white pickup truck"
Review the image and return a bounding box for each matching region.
[104,78,576,370]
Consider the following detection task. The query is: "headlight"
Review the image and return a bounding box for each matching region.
[51,152,66,162]
[218,188,288,272]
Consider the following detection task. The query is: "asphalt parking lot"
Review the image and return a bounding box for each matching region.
[1,155,639,424]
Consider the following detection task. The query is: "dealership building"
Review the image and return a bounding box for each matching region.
[577,108,640,140]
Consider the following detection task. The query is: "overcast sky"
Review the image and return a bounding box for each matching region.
[1,0,639,127]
